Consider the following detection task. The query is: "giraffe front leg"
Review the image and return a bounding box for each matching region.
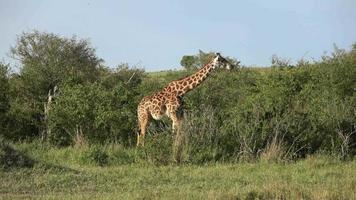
[170,112,184,163]
[137,111,149,147]
[167,112,179,139]
[136,133,141,146]
[168,97,184,135]
[174,120,182,135]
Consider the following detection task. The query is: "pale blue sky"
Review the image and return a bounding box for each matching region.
[0,0,355,71]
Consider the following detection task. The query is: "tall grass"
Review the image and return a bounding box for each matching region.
[1,141,355,200]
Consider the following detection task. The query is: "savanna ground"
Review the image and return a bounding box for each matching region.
[1,142,355,200]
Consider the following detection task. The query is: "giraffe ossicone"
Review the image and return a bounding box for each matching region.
[136,53,233,146]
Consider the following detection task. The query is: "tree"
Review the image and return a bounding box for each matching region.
[197,50,215,67]
[180,55,197,70]
[180,50,240,70]
[11,31,103,95]
[0,62,9,136]
[9,31,103,141]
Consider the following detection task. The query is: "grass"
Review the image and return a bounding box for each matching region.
[1,143,355,199]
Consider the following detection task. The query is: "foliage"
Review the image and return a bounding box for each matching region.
[0,62,10,136]
[6,31,103,140]
[48,65,144,146]
[2,31,355,162]
[180,55,197,70]
[11,31,102,88]
[180,50,240,70]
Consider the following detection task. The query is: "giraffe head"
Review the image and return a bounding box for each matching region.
[212,53,232,70]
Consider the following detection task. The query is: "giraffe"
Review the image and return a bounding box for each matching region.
[136,53,233,146]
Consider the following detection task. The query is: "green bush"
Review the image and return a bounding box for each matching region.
[48,66,144,146]
[2,30,355,162]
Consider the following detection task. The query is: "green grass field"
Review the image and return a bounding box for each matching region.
[1,143,355,200]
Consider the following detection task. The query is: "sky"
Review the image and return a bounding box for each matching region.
[0,0,355,71]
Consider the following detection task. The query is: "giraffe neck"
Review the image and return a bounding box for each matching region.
[163,61,215,96]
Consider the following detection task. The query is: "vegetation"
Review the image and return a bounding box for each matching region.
[0,142,355,199]
[0,30,355,198]
[0,31,355,161]
[0,31,356,199]
[180,50,239,70]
